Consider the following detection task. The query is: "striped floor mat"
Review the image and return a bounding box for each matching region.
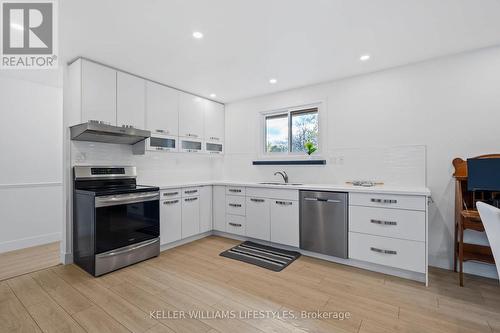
[220,241,301,272]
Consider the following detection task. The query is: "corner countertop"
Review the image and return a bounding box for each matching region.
[152,180,431,196]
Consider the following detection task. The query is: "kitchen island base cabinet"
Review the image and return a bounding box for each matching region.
[246,197,271,240]
[160,198,182,245]
[270,199,299,247]
[182,196,200,238]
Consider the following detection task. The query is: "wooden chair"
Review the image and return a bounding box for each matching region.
[453,155,497,286]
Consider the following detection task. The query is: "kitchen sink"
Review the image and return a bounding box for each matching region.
[259,182,302,185]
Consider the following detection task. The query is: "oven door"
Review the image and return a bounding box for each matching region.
[94,192,160,254]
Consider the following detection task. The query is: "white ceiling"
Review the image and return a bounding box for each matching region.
[61,0,500,103]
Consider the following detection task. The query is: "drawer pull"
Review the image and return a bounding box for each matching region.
[185,190,198,194]
[163,192,179,196]
[371,198,398,204]
[370,247,397,255]
[370,219,397,226]
[229,203,242,207]
[229,222,242,227]
[163,199,179,205]
[276,201,293,206]
[184,197,198,202]
[229,189,242,193]
[250,198,265,202]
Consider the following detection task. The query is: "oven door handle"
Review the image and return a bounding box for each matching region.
[95,192,159,207]
[96,238,160,258]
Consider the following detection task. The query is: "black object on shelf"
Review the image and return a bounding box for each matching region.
[252,160,326,166]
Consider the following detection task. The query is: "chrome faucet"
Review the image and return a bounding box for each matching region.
[274,171,289,184]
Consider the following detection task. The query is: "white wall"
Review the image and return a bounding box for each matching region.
[224,46,500,278]
[0,73,63,253]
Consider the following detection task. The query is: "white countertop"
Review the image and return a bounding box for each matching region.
[154,180,431,196]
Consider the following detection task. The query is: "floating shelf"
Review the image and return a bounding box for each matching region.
[252,160,326,166]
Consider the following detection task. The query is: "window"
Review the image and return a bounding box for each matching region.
[265,107,319,154]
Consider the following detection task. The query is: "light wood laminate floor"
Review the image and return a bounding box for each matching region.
[1,236,499,333]
[0,242,60,281]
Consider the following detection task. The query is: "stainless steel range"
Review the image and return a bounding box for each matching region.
[73,166,160,276]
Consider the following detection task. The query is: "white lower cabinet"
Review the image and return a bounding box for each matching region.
[181,196,200,238]
[226,214,246,236]
[270,199,299,247]
[349,232,426,273]
[246,197,270,240]
[199,186,212,233]
[160,198,182,245]
[213,186,226,231]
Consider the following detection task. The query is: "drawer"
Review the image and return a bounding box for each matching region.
[226,195,246,216]
[349,206,425,241]
[182,187,200,197]
[246,187,299,201]
[226,186,246,196]
[160,188,181,199]
[349,232,425,273]
[226,214,246,236]
[349,192,426,211]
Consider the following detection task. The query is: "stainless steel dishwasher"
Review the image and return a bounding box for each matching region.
[300,190,348,258]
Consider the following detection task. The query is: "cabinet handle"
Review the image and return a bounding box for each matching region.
[229,222,242,227]
[163,192,179,196]
[371,198,397,204]
[185,190,198,194]
[370,219,397,226]
[370,247,397,255]
[229,203,242,207]
[163,199,179,205]
[276,201,292,206]
[186,133,198,138]
[228,189,241,193]
[210,136,220,141]
[250,198,265,202]
[184,197,198,202]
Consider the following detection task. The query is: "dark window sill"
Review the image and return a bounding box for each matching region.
[252,160,326,166]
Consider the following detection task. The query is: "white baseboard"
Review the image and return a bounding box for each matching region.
[160,232,212,252]
[0,232,61,253]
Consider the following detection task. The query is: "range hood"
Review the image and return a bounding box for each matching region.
[70,121,151,145]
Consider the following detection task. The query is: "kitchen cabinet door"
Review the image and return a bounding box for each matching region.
[81,60,117,124]
[117,72,146,129]
[199,186,213,233]
[204,101,224,142]
[270,199,299,247]
[182,196,200,238]
[246,197,270,240]
[213,186,226,231]
[178,92,204,139]
[160,198,182,245]
[146,81,179,136]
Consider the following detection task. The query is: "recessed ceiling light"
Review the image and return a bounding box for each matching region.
[269,78,277,84]
[210,93,216,98]
[192,31,203,39]
[360,54,371,61]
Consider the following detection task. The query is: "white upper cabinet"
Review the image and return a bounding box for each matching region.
[116,72,146,129]
[81,60,117,125]
[146,82,179,136]
[178,92,204,139]
[204,101,225,142]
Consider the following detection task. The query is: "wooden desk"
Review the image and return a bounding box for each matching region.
[453,156,496,286]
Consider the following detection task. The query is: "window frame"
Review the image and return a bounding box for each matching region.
[261,103,321,157]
